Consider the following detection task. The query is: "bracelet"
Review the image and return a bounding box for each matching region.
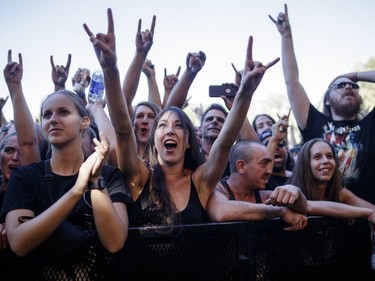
[368,210,375,219]
[282,35,292,38]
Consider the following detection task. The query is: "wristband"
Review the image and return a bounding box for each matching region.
[88,177,106,190]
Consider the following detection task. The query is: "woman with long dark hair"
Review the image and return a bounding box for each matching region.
[84,8,279,227]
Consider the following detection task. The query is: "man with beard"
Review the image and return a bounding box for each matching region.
[270,4,375,204]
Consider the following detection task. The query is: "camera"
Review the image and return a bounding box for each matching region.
[209,83,238,98]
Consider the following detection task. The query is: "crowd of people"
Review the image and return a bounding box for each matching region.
[0,4,375,280]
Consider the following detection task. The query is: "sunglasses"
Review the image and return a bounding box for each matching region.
[331,82,359,90]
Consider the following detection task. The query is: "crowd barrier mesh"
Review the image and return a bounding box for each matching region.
[2,217,374,280]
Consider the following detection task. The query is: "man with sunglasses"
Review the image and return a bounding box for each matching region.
[270,4,375,205]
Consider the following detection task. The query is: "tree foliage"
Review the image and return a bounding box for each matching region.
[355,56,375,113]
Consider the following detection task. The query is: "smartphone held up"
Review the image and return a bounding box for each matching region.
[209,83,239,98]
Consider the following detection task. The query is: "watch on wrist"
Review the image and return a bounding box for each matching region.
[88,177,106,190]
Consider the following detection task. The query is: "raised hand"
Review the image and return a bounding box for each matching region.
[90,132,110,179]
[163,66,181,91]
[0,96,9,111]
[83,8,117,69]
[270,115,289,141]
[221,95,234,111]
[186,51,206,74]
[50,54,71,90]
[135,15,156,54]
[76,132,109,193]
[4,50,23,86]
[142,59,156,77]
[231,63,243,86]
[268,4,291,37]
[239,36,280,94]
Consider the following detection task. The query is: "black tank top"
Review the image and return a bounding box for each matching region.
[219,179,262,203]
[127,176,210,227]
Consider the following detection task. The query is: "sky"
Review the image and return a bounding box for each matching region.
[1,0,375,123]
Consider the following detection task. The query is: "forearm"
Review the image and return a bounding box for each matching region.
[238,116,259,141]
[281,35,309,129]
[162,89,171,109]
[281,35,299,86]
[88,105,117,167]
[307,200,371,219]
[342,71,375,83]
[6,188,82,256]
[289,191,308,215]
[104,65,140,176]
[54,83,65,92]
[122,52,147,117]
[0,112,6,127]
[92,190,127,253]
[105,66,133,134]
[209,200,283,222]
[146,74,162,107]
[267,138,279,163]
[8,83,40,164]
[165,69,196,108]
[216,88,253,147]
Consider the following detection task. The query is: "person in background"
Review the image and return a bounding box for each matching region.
[199,103,228,160]
[131,101,160,157]
[162,66,181,108]
[50,54,71,92]
[0,97,9,128]
[259,115,292,190]
[72,67,91,105]
[270,4,375,204]
[252,113,276,137]
[207,140,307,231]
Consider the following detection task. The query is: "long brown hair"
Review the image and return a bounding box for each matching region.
[143,106,203,226]
[287,138,342,201]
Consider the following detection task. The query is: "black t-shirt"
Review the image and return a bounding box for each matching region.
[301,104,375,204]
[0,161,133,279]
[0,161,133,220]
[265,174,289,191]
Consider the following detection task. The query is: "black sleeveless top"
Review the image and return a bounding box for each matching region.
[127,176,210,227]
[219,179,262,203]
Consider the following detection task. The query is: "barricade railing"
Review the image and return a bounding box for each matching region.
[1,216,374,280]
[121,217,374,281]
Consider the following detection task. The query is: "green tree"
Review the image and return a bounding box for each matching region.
[355,56,375,114]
